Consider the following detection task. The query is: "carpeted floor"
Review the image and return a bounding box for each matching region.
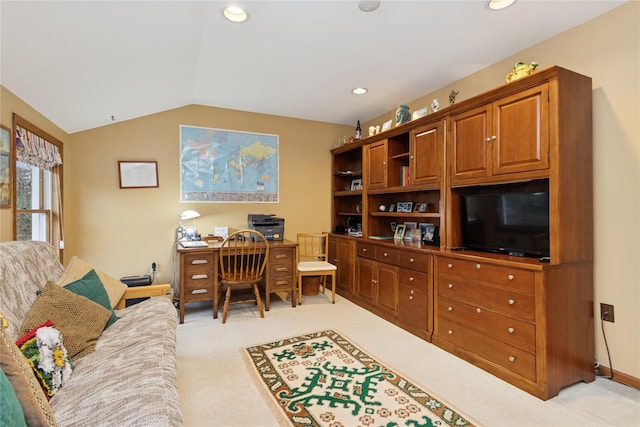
[176,292,640,427]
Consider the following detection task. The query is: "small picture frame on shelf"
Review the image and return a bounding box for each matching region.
[412,107,428,120]
[390,222,397,232]
[405,202,413,212]
[389,203,396,212]
[350,178,362,191]
[393,224,406,241]
[420,223,436,242]
[396,202,407,212]
[413,202,422,212]
[418,203,427,213]
[382,120,392,131]
[404,221,418,231]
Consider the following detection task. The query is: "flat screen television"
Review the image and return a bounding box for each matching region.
[459,183,550,258]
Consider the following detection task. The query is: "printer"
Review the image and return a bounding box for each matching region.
[248,214,284,241]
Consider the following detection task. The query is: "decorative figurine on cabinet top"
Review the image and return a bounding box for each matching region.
[395,105,411,126]
[506,61,539,83]
[431,99,439,112]
[449,90,459,105]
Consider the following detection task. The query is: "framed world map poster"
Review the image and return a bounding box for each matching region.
[179,125,279,202]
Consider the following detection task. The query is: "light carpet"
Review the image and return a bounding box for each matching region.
[244,329,478,427]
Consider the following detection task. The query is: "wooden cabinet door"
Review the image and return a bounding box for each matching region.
[377,262,398,315]
[330,236,353,294]
[492,83,549,175]
[411,121,443,185]
[450,105,491,182]
[356,257,376,305]
[366,140,387,189]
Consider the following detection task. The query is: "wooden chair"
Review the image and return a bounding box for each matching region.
[218,229,269,324]
[296,233,336,305]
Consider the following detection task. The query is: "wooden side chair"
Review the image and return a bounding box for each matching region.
[296,232,336,305]
[218,229,269,324]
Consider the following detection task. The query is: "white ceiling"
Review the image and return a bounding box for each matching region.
[0,0,626,134]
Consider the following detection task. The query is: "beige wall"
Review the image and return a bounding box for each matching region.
[1,2,637,380]
[65,105,351,282]
[365,2,640,380]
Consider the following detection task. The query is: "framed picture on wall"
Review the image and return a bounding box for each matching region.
[118,161,159,189]
[0,125,12,208]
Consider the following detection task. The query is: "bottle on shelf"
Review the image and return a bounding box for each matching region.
[355,120,362,140]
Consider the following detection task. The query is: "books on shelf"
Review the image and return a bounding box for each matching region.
[401,166,410,186]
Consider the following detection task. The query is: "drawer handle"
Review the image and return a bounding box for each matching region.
[410,289,414,295]
[448,306,453,312]
[409,277,415,282]
[383,252,389,257]
[447,263,453,269]
[448,330,454,335]
[409,295,414,300]
[476,263,481,269]
[372,279,377,284]
[191,259,209,265]
[275,254,288,259]
[362,248,368,252]
[508,327,515,334]
[508,299,515,305]
[448,283,454,289]
[409,258,415,263]
[191,289,208,295]
[275,267,288,272]
[274,280,289,286]
[508,356,516,363]
[191,274,209,280]
[476,307,481,313]
[508,274,515,281]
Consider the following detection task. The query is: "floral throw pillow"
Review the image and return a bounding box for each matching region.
[15,320,74,401]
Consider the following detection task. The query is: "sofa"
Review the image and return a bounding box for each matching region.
[0,241,183,426]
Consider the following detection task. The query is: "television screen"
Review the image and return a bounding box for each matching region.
[460,186,550,258]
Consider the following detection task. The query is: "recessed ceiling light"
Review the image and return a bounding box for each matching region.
[223,6,248,23]
[358,1,380,12]
[352,87,368,95]
[487,0,516,10]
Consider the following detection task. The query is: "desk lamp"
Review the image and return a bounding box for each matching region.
[177,210,201,241]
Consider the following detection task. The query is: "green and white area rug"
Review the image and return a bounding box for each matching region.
[244,330,478,427]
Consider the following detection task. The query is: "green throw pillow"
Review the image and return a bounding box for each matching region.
[15,320,74,401]
[0,367,28,427]
[63,269,119,328]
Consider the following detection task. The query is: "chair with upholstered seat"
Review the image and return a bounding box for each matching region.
[296,232,336,305]
[218,229,269,323]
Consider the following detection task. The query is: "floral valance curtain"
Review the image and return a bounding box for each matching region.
[15,125,62,170]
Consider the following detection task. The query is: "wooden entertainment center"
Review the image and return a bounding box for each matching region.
[329,66,594,400]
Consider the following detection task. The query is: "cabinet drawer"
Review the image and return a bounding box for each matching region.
[438,277,534,321]
[357,242,377,260]
[183,275,214,299]
[398,283,428,331]
[439,295,535,352]
[399,269,429,293]
[269,278,294,292]
[269,263,292,277]
[399,252,430,271]
[437,257,535,294]
[439,317,536,381]
[375,246,399,265]
[184,252,215,270]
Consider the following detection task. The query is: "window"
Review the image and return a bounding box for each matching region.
[16,161,52,241]
[13,114,63,254]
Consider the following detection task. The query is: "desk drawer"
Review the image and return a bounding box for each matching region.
[184,252,215,271]
[270,247,294,265]
[375,246,399,265]
[399,269,429,293]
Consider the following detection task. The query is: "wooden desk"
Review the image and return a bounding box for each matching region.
[177,239,297,324]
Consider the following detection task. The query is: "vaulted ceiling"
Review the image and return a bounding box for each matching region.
[0,1,626,134]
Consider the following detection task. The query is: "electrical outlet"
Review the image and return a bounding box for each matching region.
[600,303,614,322]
